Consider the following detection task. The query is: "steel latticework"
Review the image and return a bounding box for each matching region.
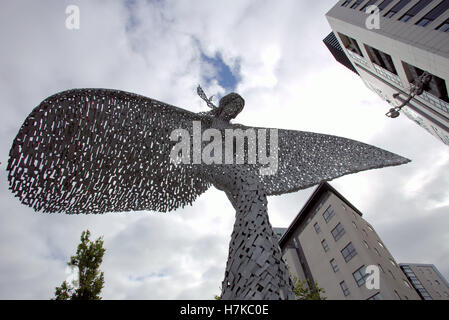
[7,88,410,300]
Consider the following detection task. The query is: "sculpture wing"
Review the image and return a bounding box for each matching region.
[7,89,211,214]
[232,124,410,196]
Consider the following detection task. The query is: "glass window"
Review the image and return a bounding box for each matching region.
[352,221,357,229]
[341,0,351,7]
[331,223,346,241]
[402,61,449,102]
[341,242,357,262]
[417,17,432,26]
[361,0,378,11]
[338,33,364,57]
[330,259,339,272]
[374,248,381,256]
[378,0,394,11]
[399,14,413,21]
[323,206,335,223]
[403,280,411,288]
[322,239,329,252]
[416,0,449,27]
[364,44,398,75]
[363,240,369,249]
[389,259,397,267]
[394,290,402,300]
[377,241,385,248]
[353,265,370,287]
[351,0,364,9]
[367,292,383,300]
[398,0,432,21]
[340,281,350,296]
[313,222,321,234]
[436,19,449,32]
[384,0,411,18]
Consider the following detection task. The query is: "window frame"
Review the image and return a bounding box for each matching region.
[353,265,370,287]
[331,223,346,242]
[341,242,357,262]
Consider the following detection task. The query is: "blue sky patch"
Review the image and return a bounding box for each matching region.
[200,52,240,94]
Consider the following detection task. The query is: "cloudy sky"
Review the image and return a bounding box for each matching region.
[0,0,448,299]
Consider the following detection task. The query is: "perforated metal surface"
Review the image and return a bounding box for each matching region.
[7,88,410,300]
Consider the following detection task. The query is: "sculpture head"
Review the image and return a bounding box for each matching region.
[217,93,245,121]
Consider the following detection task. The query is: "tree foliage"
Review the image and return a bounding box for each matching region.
[292,276,326,300]
[54,230,105,300]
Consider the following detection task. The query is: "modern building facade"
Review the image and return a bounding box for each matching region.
[278,182,421,300]
[400,263,449,299]
[324,0,449,146]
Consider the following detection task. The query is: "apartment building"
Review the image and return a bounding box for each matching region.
[324,0,449,146]
[400,263,449,299]
[278,182,420,300]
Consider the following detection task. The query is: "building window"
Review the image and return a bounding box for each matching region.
[351,0,364,9]
[341,0,351,7]
[399,0,432,22]
[436,18,449,32]
[330,259,339,272]
[394,290,402,300]
[402,61,449,102]
[313,222,321,234]
[367,224,374,232]
[352,221,357,229]
[322,206,335,223]
[362,229,368,238]
[361,0,378,11]
[377,241,385,249]
[444,292,449,297]
[417,17,432,26]
[338,33,364,57]
[331,223,346,241]
[364,44,398,75]
[340,281,350,296]
[363,240,369,249]
[384,0,411,18]
[374,248,381,256]
[436,291,442,297]
[322,239,329,252]
[416,0,449,27]
[341,242,357,262]
[378,0,394,11]
[367,292,383,300]
[353,265,370,287]
[435,280,441,285]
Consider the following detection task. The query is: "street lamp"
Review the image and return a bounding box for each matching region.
[386,72,432,118]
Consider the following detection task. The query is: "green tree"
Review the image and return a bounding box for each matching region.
[54,230,106,300]
[292,276,326,300]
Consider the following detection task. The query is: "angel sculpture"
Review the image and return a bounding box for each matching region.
[7,86,410,300]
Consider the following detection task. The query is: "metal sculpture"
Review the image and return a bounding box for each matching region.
[7,86,410,300]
